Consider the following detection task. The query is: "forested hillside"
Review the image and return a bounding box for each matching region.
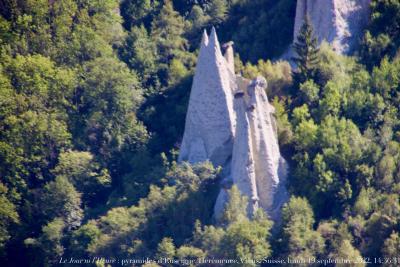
[0,0,400,266]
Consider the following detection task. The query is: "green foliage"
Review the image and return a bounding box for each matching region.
[271,97,293,147]
[140,75,192,153]
[242,60,292,97]
[2,0,400,264]
[382,232,400,265]
[293,118,318,151]
[360,31,391,69]
[353,188,375,217]
[0,183,19,254]
[314,42,357,86]
[40,176,83,229]
[208,0,228,25]
[73,56,147,162]
[318,81,341,118]
[188,5,210,31]
[299,80,319,104]
[220,185,248,226]
[176,245,205,263]
[120,0,159,29]
[151,1,187,64]
[192,190,272,266]
[52,151,111,206]
[121,25,158,86]
[360,0,400,68]
[362,194,400,256]
[292,104,310,127]
[318,116,366,172]
[26,218,65,267]
[71,162,219,258]
[218,0,296,61]
[0,0,153,265]
[0,53,74,195]
[317,221,364,267]
[281,197,324,260]
[294,116,368,218]
[69,220,102,256]
[156,237,176,259]
[371,57,400,102]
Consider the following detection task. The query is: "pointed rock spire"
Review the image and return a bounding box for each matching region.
[208,27,223,59]
[230,95,259,215]
[201,29,209,46]
[246,76,288,220]
[197,29,209,62]
[209,27,217,45]
[222,41,235,74]
[178,27,236,167]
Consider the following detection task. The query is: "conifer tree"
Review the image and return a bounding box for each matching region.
[151,0,187,63]
[208,0,228,25]
[292,15,320,83]
[150,0,191,86]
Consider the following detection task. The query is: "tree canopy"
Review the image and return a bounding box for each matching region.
[1,0,400,266]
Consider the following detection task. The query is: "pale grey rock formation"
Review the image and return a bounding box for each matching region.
[179,28,288,221]
[293,0,371,54]
[248,77,288,219]
[230,91,259,215]
[247,77,286,216]
[222,41,235,74]
[178,28,236,167]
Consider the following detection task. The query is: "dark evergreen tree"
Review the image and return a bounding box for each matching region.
[292,15,320,83]
[207,0,228,25]
[151,0,187,64]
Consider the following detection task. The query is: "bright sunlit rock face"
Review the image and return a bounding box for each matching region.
[178,28,236,168]
[294,0,371,53]
[179,28,288,221]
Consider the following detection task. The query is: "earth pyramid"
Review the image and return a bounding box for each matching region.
[179,28,288,221]
[293,0,371,53]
